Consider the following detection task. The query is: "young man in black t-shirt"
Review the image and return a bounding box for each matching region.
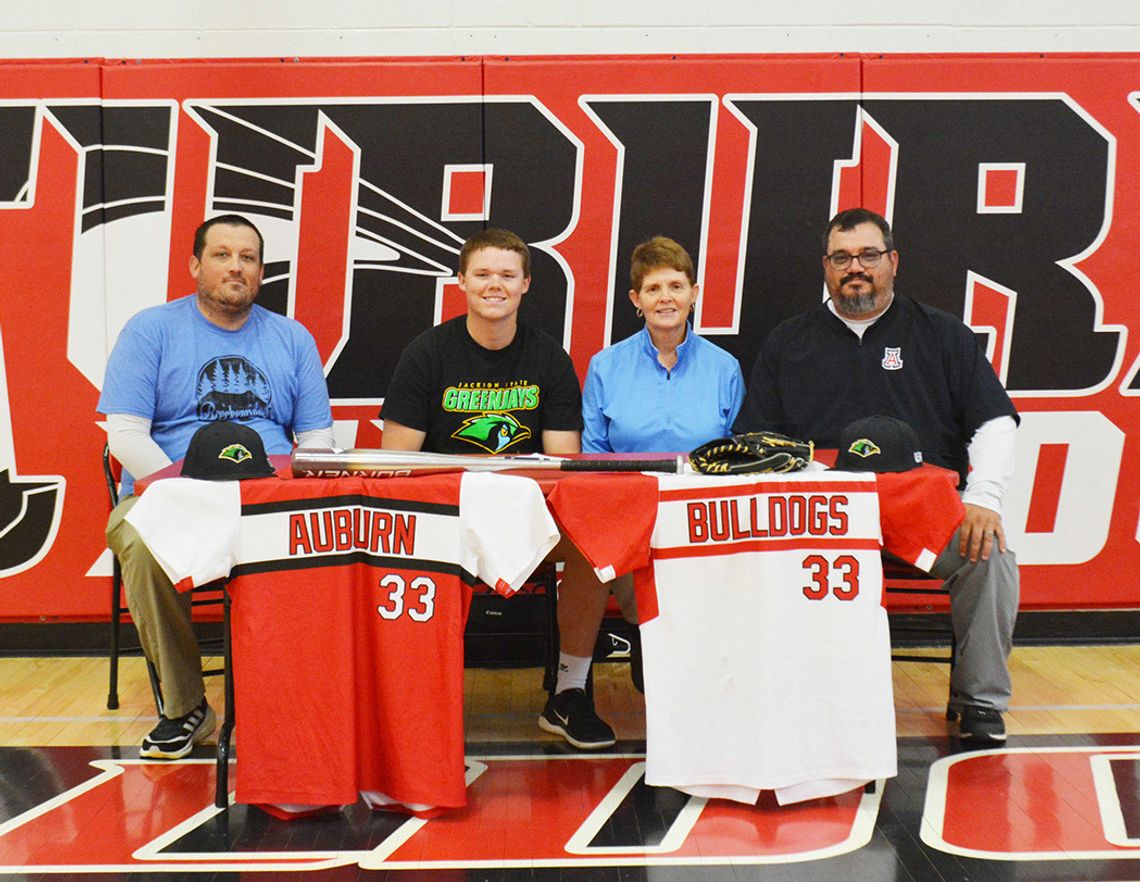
[382,228,617,750]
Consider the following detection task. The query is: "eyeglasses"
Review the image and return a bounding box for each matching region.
[825,248,890,270]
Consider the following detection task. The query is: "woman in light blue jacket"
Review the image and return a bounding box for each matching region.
[582,236,744,453]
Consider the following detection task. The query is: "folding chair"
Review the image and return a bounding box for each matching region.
[883,555,957,719]
[103,444,226,714]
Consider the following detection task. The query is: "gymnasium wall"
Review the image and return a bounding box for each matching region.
[0,51,1137,620]
[2,2,1137,57]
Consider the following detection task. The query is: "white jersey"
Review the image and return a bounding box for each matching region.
[548,469,948,805]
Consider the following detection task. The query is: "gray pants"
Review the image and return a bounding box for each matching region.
[106,495,205,719]
[928,526,1019,712]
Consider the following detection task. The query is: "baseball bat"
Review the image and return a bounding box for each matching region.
[291,448,685,479]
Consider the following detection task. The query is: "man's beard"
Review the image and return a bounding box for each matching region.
[834,274,889,318]
[199,281,256,316]
[836,289,881,317]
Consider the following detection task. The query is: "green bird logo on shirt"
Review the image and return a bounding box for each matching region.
[451,413,532,454]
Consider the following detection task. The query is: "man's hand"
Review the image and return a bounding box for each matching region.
[958,503,1006,563]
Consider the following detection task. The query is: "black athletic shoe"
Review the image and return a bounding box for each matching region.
[140,699,217,759]
[539,688,616,749]
[957,705,1007,742]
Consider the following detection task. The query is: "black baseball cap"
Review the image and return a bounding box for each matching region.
[181,421,277,480]
[834,415,923,473]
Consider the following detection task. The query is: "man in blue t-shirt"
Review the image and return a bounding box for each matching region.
[99,214,333,759]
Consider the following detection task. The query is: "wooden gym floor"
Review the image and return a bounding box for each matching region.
[5,644,1140,747]
[3,645,1140,879]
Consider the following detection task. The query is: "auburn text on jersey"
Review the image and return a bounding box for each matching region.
[289,507,417,556]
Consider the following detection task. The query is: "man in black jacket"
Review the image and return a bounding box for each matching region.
[735,208,1020,742]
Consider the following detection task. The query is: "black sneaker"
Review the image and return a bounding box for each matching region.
[957,705,1006,742]
[539,688,616,749]
[140,699,217,759]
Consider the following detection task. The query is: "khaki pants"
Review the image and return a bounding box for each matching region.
[106,495,205,719]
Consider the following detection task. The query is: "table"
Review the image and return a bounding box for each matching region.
[129,458,963,809]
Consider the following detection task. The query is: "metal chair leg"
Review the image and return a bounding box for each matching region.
[215,585,235,809]
[946,635,959,721]
[105,443,124,711]
[107,561,123,710]
[146,660,165,718]
[542,568,559,695]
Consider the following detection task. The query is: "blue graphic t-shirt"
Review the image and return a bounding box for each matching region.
[98,295,332,493]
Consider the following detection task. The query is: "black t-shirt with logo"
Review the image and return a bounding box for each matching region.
[381,316,583,455]
[734,295,1018,486]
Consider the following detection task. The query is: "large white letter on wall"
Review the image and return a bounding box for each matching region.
[1004,411,1124,565]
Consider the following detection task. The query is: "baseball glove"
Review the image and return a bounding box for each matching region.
[689,431,814,475]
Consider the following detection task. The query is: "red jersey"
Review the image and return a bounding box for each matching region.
[128,471,558,809]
